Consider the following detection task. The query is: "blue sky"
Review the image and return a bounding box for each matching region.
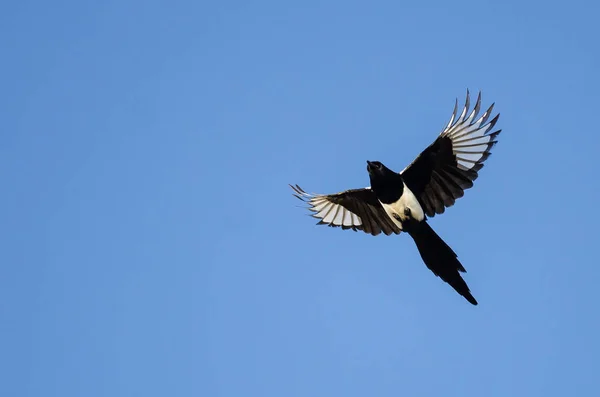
[1,0,599,396]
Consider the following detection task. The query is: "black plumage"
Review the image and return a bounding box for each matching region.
[291,90,501,305]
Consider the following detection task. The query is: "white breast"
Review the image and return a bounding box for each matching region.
[380,182,425,229]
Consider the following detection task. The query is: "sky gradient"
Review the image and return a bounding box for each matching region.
[2,1,599,396]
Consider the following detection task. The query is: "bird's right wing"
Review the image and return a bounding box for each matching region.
[400,90,501,217]
[290,184,401,236]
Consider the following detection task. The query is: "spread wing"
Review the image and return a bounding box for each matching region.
[290,184,401,236]
[400,90,501,217]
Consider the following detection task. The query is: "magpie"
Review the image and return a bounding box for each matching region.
[290,90,501,305]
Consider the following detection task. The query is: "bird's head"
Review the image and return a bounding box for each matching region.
[366,160,402,194]
[366,160,389,176]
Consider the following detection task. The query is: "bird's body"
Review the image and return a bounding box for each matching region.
[372,174,425,228]
[291,90,501,305]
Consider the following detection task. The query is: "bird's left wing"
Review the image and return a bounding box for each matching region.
[400,90,501,217]
[290,184,401,236]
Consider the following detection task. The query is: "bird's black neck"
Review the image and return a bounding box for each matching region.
[370,173,404,204]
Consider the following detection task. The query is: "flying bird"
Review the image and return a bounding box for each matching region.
[290,90,501,305]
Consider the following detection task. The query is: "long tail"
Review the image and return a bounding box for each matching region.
[405,220,478,305]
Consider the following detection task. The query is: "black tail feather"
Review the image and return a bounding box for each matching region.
[405,220,478,305]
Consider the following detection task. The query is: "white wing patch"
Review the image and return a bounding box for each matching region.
[291,186,363,229]
[441,91,499,171]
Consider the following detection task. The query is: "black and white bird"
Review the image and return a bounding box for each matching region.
[290,90,501,305]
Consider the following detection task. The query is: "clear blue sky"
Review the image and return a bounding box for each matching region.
[2,1,599,396]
